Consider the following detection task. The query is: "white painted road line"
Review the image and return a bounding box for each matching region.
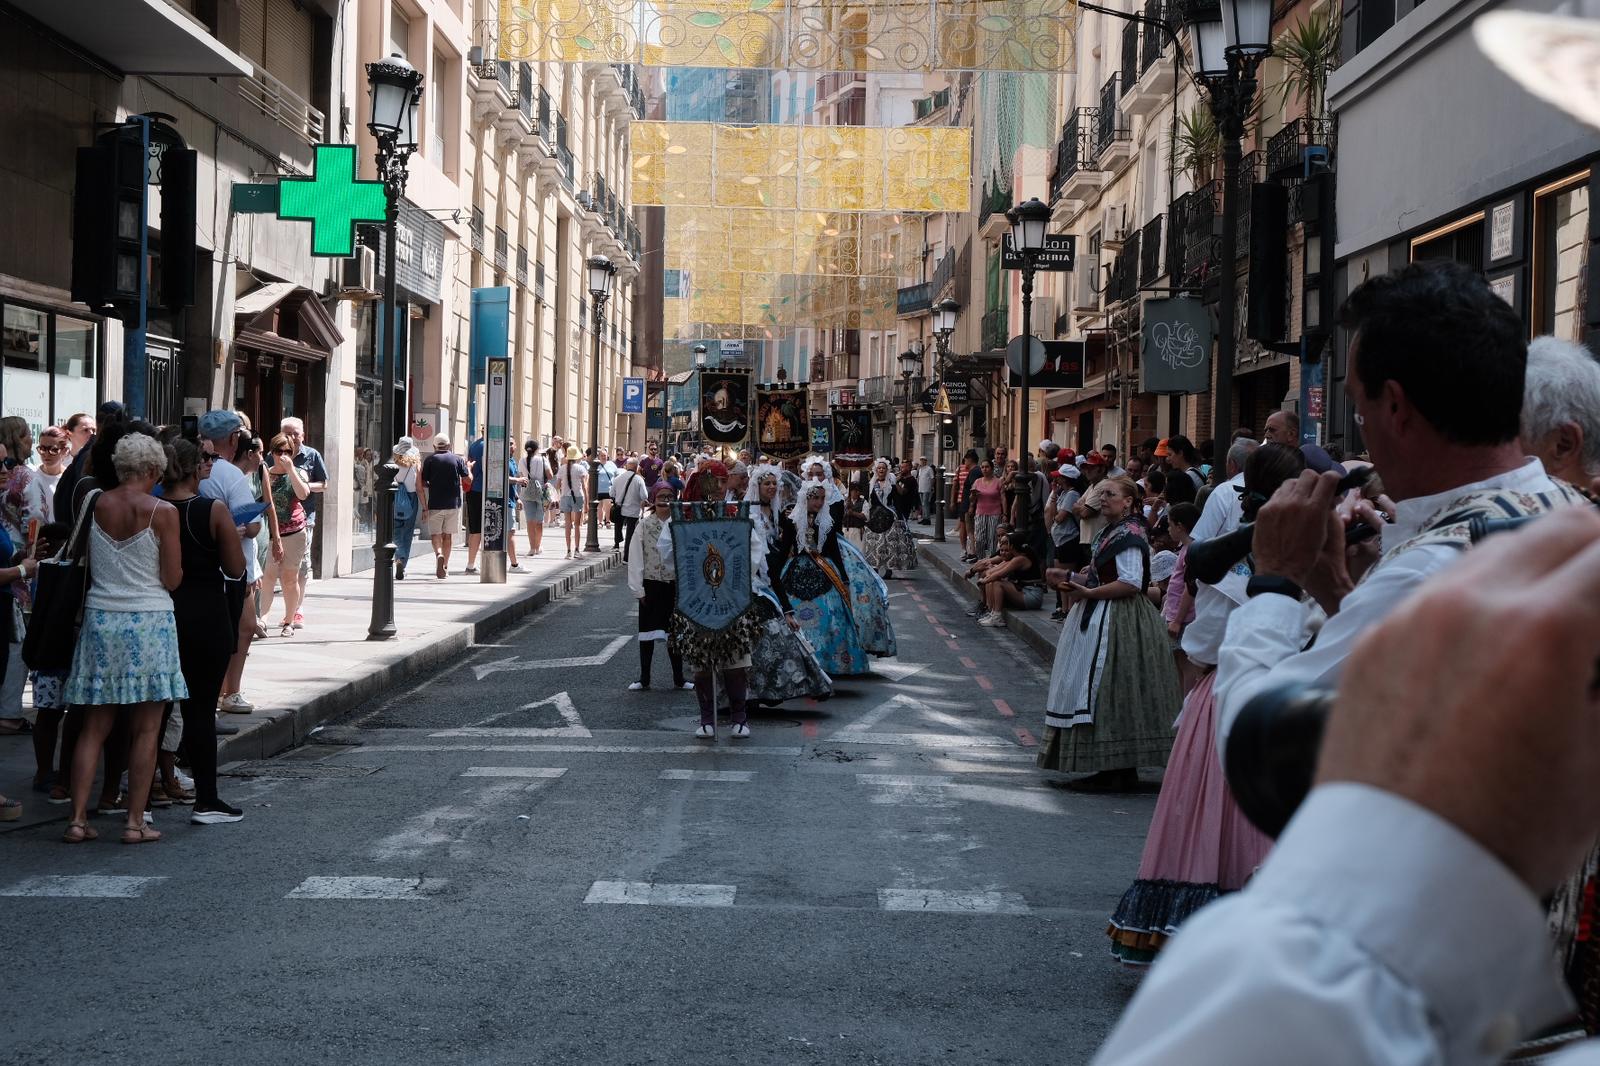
[460,766,569,778]
[857,774,1067,815]
[584,880,738,908]
[658,769,756,782]
[877,889,1032,915]
[340,743,805,756]
[830,732,1018,749]
[0,875,166,899]
[446,691,591,738]
[856,774,956,786]
[472,635,632,680]
[286,876,447,901]
[838,693,939,733]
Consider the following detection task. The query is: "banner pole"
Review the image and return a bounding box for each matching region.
[710,664,720,737]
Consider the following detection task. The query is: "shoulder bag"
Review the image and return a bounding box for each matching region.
[22,487,101,672]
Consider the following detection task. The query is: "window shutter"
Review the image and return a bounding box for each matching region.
[238,0,266,66]
[264,0,314,102]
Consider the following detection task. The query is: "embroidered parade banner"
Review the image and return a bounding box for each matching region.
[699,367,751,445]
[810,419,832,453]
[754,385,810,460]
[671,504,754,633]
[831,408,874,469]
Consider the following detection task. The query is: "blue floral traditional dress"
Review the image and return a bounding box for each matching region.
[746,473,833,703]
[783,492,869,677]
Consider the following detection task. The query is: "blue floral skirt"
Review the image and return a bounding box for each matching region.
[839,540,898,658]
[65,609,190,707]
[783,555,869,677]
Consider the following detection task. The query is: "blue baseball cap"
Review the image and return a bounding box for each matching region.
[198,410,243,441]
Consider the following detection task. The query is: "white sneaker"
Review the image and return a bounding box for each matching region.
[979,613,1006,628]
[679,681,695,690]
[627,681,647,691]
[732,722,751,739]
[218,693,255,714]
[174,769,195,791]
[694,724,714,739]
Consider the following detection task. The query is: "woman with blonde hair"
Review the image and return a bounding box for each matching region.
[556,444,588,558]
[392,437,422,579]
[257,433,309,637]
[62,432,186,844]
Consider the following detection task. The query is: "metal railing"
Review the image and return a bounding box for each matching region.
[1266,116,1336,179]
[518,62,534,121]
[1167,193,1190,282]
[930,247,955,295]
[1140,214,1163,284]
[1236,151,1261,259]
[1183,181,1222,285]
[856,375,891,404]
[494,227,509,273]
[516,245,528,287]
[496,60,514,98]
[237,65,325,145]
[538,87,552,141]
[1141,0,1169,74]
[470,206,485,255]
[978,180,1013,228]
[897,281,932,316]
[555,112,575,187]
[1095,77,1129,157]
[1121,21,1140,94]
[981,307,1008,351]
[535,261,546,302]
[1050,111,1093,202]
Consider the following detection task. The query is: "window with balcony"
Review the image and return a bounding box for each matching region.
[1341,0,1398,59]
[1534,172,1591,340]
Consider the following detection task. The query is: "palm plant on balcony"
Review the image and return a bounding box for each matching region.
[1172,105,1220,186]
[1274,10,1341,124]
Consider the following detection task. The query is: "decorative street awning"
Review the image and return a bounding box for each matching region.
[498,0,1075,72]
[632,122,971,213]
[662,207,919,277]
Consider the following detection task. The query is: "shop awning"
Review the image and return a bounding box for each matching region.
[235,283,343,362]
[14,0,252,77]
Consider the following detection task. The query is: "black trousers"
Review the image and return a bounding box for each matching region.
[617,514,638,558]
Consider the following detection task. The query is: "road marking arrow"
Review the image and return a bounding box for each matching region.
[835,692,937,735]
[472,634,631,680]
[430,692,593,738]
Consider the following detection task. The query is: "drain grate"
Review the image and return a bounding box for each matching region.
[220,761,383,780]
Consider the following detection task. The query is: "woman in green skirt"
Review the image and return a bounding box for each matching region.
[1038,476,1179,791]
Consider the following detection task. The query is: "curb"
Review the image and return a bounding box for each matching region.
[916,541,1058,663]
[218,549,623,763]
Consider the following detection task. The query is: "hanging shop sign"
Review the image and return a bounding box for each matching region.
[276,144,387,258]
[1000,233,1076,272]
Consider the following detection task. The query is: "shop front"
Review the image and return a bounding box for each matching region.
[233,282,342,438]
[0,293,101,438]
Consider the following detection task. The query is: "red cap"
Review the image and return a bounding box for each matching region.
[1081,450,1107,466]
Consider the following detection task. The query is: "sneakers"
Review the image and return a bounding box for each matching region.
[435,555,447,579]
[694,723,715,739]
[218,693,254,714]
[627,681,647,691]
[191,800,244,825]
[214,716,240,736]
[732,722,751,739]
[174,768,195,791]
[978,612,1006,627]
[965,602,985,618]
[292,613,304,630]
[1050,607,1067,621]
[464,566,479,575]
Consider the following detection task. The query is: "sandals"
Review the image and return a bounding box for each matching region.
[254,621,269,639]
[121,824,162,845]
[0,718,32,736]
[279,622,295,638]
[162,781,196,805]
[62,821,98,843]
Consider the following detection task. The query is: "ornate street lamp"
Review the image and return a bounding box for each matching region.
[898,345,922,464]
[585,254,617,553]
[1006,196,1051,456]
[1178,0,1271,479]
[931,299,959,542]
[365,52,423,641]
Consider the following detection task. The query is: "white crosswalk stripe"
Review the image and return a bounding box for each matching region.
[658,769,755,781]
[877,888,1031,915]
[286,876,447,900]
[0,875,166,899]
[584,880,737,907]
[459,766,569,778]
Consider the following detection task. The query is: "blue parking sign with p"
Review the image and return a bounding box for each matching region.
[622,376,645,414]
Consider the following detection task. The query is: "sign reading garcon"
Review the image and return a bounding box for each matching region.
[1141,297,1213,394]
[276,144,387,257]
[1001,233,1076,272]
[670,507,754,633]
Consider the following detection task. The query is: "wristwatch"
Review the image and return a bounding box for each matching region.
[1246,574,1304,600]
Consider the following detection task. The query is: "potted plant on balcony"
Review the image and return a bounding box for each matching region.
[1172,105,1220,186]
[1274,10,1341,131]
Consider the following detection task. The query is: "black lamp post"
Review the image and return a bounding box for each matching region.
[690,343,707,456]
[1178,0,1271,472]
[898,345,921,464]
[585,254,617,553]
[931,298,959,542]
[365,52,423,641]
[1005,197,1050,457]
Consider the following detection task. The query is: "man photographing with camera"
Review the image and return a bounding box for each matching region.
[1213,260,1583,752]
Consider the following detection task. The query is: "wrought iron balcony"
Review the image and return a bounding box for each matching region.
[494,227,509,273]
[897,281,933,317]
[1266,116,1336,180]
[1140,214,1163,285]
[1095,76,1130,160]
[856,375,891,404]
[1121,21,1140,95]
[516,245,529,288]
[978,180,1013,230]
[518,62,534,121]
[930,247,955,296]
[470,206,485,255]
[981,307,1009,352]
[1141,0,1169,73]
[538,87,552,141]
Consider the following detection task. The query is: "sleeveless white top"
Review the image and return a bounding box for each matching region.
[84,509,175,613]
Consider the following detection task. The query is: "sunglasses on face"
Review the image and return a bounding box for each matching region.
[38,444,68,454]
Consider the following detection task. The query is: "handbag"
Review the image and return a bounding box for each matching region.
[22,488,101,672]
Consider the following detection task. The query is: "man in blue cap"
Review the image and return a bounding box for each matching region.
[198,410,264,715]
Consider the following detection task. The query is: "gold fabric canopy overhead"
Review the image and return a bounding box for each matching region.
[498,0,1075,72]
[663,272,899,337]
[632,121,972,213]
[662,208,920,277]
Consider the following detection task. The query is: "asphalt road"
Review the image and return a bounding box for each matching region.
[1,559,1153,1066]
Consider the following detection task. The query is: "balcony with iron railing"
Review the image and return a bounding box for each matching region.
[978,180,1013,236]
[1139,214,1163,284]
[1125,0,1175,119]
[856,375,892,405]
[1052,110,1104,207]
[535,261,546,303]
[1266,116,1336,180]
[470,206,485,255]
[1167,193,1190,283]
[1095,77,1132,165]
[555,113,575,187]
[981,307,1009,352]
[516,245,529,288]
[517,62,534,121]
[238,65,325,145]
[494,227,509,274]
[897,281,933,317]
[538,87,553,141]
[930,247,956,296]
[1182,181,1223,295]
[1120,21,1140,96]
[1141,0,1169,73]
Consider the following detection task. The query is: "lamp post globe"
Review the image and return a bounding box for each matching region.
[1177,0,1230,78]
[693,342,708,368]
[366,53,423,149]
[584,254,617,554]
[1220,0,1272,56]
[1009,197,1051,254]
[933,298,959,340]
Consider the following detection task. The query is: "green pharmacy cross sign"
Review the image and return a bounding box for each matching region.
[276,144,387,258]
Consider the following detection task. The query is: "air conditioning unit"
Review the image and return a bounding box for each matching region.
[1073,253,1101,311]
[337,245,377,300]
[1100,205,1128,249]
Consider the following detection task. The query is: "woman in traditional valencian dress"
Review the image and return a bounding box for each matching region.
[1037,476,1180,791]
[861,459,918,579]
[625,482,690,693]
[744,466,832,703]
[804,460,897,660]
[783,479,868,676]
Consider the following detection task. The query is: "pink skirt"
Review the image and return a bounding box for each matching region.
[1107,669,1272,965]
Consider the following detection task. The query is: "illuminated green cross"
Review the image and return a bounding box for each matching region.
[277,144,388,258]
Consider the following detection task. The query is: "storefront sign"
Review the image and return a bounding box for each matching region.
[374,201,447,304]
[1009,341,1083,389]
[1141,297,1213,394]
[1001,233,1076,272]
[276,144,387,258]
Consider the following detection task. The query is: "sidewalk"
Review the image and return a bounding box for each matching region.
[914,526,1061,663]
[0,534,623,820]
